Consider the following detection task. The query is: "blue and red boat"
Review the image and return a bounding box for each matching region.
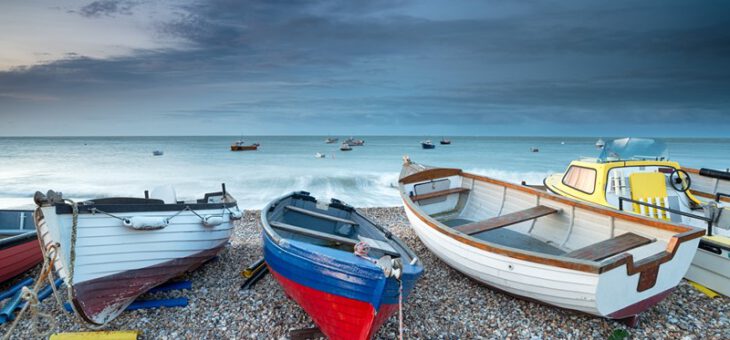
[262,192,423,340]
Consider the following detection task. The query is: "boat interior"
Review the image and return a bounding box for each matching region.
[402,169,692,264]
[0,210,35,241]
[266,193,413,261]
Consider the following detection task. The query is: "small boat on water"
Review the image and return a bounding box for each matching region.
[345,137,365,146]
[314,152,326,158]
[340,143,352,151]
[231,139,259,151]
[543,138,730,296]
[33,186,241,325]
[262,191,423,340]
[530,147,539,152]
[1,210,42,283]
[152,150,164,156]
[325,137,339,144]
[399,157,703,325]
[440,138,451,145]
[421,140,435,149]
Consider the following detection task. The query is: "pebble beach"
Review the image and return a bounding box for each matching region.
[2,207,728,339]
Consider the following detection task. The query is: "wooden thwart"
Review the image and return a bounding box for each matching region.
[270,221,399,257]
[566,232,653,261]
[412,187,469,202]
[285,205,357,225]
[454,205,559,235]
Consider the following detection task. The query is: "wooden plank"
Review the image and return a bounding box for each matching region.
[565,232,653,261]
[270,221,358,246]
[454,205,559,236]
[285,205,357,225]
[399,168,463,184]
[412,187,469,202]
[269,221,400,257]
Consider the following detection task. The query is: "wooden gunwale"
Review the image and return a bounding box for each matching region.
[400,166,705,275]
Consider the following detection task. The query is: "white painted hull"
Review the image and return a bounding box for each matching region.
[36,203,238,324]
[403,204,698,318]
[686,243,730,296]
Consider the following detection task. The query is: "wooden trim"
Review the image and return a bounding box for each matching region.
[454,205,558,235]
[270,221,399,257]
[691,189,730,203]
[682,167,700,174]
[462,172,693,234]
[412,188,469,202]
[399,168,462,184]
[400,164,706,279]
[284,205,357,225]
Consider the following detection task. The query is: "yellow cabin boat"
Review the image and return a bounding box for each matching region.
[543,138,730,297]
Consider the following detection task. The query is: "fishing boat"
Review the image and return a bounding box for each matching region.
[340,143,353,151]
[399,157,703,325]
[1,210,42,283]
[530,147,539,153]
[314,152,326,159]
[262,192,423,339]
[421,140,435,149]
[542,138,730,296]
[231,139,258,151]
[345,137,365,146]
[33,185,241,325]
[152,150,164,156]
[325,137,339,144]
[440,138,451,145]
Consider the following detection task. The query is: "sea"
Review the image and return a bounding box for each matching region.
[0,136,728,209]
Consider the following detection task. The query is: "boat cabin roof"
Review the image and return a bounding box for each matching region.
[597,138,669,163]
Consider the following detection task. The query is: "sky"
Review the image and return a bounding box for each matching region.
[0,0,728,137]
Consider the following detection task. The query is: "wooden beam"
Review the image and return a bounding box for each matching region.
[269,221,399,257]
[285,205,357,225]
[454,205,559,235]
[412,187,469,202]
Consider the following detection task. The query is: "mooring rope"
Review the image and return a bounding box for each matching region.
[398,278,404,340]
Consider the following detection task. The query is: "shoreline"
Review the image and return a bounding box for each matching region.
[1,207,727,339]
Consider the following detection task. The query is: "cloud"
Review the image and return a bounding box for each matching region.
[77,0,138,18]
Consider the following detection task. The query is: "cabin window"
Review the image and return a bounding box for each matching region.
[562,166,596,194]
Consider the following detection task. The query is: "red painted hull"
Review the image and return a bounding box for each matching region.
[608,288,674,319]
[0,237,42,283]
[270,267,398,340]
[71,242,225,324]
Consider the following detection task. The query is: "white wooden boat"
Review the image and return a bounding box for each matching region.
[33,185,242,325]
[682,167,730,296]
[398,157,703,325]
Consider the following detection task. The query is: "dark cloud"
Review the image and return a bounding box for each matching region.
[77,0,138,18]
[1,0,729,135]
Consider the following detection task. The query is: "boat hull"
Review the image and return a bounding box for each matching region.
[0,232,43,283]
[36,203,236,324]
[231,145,258,151]
[685,237,730,296]
[263,231,418,340]
[402,202,696,320]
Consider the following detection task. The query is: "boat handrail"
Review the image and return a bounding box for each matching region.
[617,196,713,235]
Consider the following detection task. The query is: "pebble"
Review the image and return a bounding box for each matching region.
[1,207,727,339]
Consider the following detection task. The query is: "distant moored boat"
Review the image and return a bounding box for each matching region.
[314,152,325,158]
[340,143,352,151]
[325,137,338,144]
[421,140,435,149]
[152,150,164,156]
[440,138,451,145]
[344,137,365,146]
[231,139,259,151]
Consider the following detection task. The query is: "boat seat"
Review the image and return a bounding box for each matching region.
[284,205,358,225]
[454,205,559,236]
[565,232,653,261]
[411,188,469,202]
[270,221,399,257]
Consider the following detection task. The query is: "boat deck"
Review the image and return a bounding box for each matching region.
[442,218,566,256]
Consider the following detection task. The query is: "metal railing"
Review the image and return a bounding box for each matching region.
[716,192,730,203]
[618,197,714,236]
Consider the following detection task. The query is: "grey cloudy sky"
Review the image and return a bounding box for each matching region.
[0,0,728,136]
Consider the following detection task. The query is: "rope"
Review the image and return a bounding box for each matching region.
[398,279,404,340]
[353,241,371,257]
[2,243,59,339]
